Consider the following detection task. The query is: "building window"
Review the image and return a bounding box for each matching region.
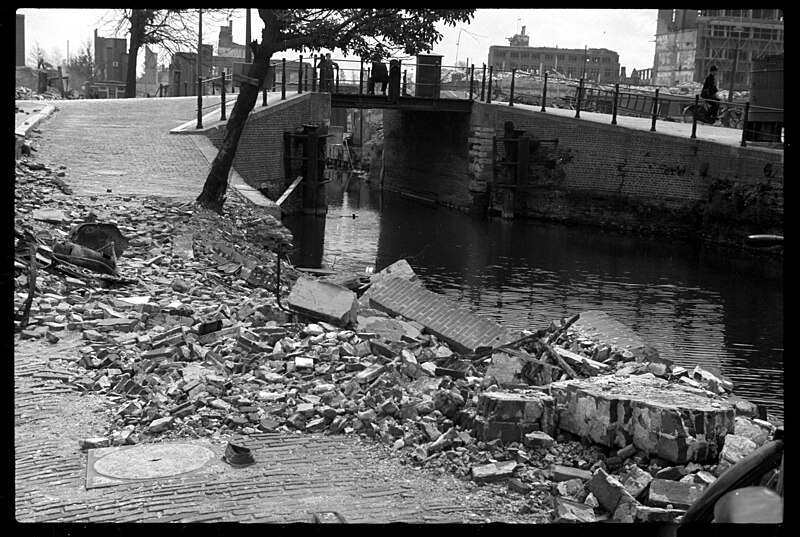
[544,54,553,60]
[532,53,540,59]
[521,52,529,58]
[569,55,578,62]
[112,61,119,67]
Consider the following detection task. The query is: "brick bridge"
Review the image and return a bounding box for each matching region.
[177,90,783,247]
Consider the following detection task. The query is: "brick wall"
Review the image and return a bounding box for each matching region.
[204,93,330,212]
[381,101,783,244]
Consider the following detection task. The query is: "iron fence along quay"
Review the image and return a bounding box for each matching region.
[153,54,781,147]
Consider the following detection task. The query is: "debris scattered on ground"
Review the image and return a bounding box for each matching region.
[14,148,782,524]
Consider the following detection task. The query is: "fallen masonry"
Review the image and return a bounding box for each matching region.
[13,153,782,523]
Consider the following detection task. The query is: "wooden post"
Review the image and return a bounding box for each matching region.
[541,72,548,112]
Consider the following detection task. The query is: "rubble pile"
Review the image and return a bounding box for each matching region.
[14,148,781,523]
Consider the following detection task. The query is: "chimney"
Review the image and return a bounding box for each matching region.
[521,25,526,35]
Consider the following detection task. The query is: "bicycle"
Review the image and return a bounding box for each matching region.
[682,100,744,129]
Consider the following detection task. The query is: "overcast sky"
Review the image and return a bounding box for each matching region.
[18,8,659,72]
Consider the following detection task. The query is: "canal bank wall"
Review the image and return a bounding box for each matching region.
[380,102,783,247]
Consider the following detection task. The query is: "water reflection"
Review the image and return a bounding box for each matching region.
[282,171,784,421]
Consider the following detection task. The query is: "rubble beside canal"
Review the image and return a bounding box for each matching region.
[14,150,782,524]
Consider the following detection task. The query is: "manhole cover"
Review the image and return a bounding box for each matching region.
[92,443,216,480]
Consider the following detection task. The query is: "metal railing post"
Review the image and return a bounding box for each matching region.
[196,76,203,129]
[403,70,407,95]
[486,66,493,104]
[541,72,548,112]
[650,88,659,131]
[611,83,619,125]
[298,55,303,94]
[359,59,364,95]
[481,64,486,101]
[740,102,749,147]
[263,86,267,106]
[509,68,515,106]
[469,64,475,100]
[220,73,227,120]
[335,65,339,93]
[691,94,699,139]
[304,64,309,92]
[282,59,286,100]
[184,81,188,97]
[312,54,317,92]
[575,78,583,119]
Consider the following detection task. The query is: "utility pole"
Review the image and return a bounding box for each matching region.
[245,9,252,64]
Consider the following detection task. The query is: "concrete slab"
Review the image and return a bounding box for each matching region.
[570,310,649,357]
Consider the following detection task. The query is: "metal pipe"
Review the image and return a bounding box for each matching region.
[575,78,583,119]
[469,64,474,100]
[298,55,303,94]
[481,64,486,101]
[282,58,286,100]
[196,76,203,129]
[220,72,227,120]
[740,102,749,147]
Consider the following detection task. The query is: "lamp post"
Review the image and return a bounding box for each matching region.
[728,25,744,103]
[582,45,587,80]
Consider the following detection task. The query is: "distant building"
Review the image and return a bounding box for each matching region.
[16,14,25,66]
[167,46,214,97]
[653,9,784,90]
[90,29,129,99]
[488,25,622,83]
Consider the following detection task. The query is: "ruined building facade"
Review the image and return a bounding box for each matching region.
[653,9,784,89]
[488,26,622,83]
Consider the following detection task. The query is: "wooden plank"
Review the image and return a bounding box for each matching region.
[275,175,303,206]
[553,346,610,374]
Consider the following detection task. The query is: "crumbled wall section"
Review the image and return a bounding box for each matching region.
[549,375,736,464]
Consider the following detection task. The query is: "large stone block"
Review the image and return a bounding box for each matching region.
[475,390,557,440]
[286,276,358,326]
[550,374,736,463]
[647,478,706,510]
[585,468,636,514]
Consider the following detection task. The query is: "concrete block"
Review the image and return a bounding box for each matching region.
[485,352,528,386]
[524,430,554,449]
[552,497,598,523]
[619,464,653,500]
[647,478,705,510]
[286,276,358,326]
[633,505,685,523]
[585,468,636,514]
[476,390,557,436]
[471,460,517,484]
[354,363,386,384]
[552,465,593,483]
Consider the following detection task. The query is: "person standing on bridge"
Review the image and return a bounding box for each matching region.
[318,53,338,93]
[367,61,389,95]
[701,65,720,123]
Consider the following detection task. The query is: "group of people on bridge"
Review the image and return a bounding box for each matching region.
[317,52,393,96]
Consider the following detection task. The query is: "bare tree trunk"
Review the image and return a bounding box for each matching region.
[125,10,147,98]
[196,48,273,213]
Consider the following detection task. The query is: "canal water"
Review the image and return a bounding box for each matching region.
[282,171,784,423]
